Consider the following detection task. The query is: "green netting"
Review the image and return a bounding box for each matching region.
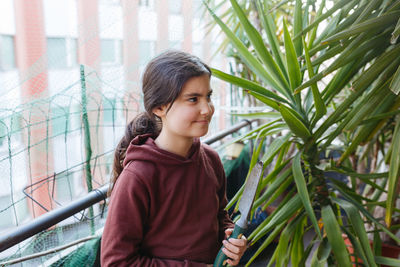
[0,65,138,266]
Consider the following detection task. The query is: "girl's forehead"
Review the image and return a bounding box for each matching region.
[181,75,211,92]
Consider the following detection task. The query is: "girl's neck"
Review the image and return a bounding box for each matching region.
[154,132,194,158]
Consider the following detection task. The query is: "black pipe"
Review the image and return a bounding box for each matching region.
[203,119,254,145]
[0,120,255,253]
[0,185,108,252]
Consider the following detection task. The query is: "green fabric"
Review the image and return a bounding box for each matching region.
[223,143,252,200]
[50,237,101,267]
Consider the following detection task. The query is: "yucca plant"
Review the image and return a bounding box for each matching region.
[205,0,400,266]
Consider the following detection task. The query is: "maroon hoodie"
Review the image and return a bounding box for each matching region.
[101,134,234,266]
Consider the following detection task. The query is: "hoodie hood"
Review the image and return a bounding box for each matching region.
[123,134,201,167]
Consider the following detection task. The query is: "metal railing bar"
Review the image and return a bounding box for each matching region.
[0,185,108,252]
[203,119,254,145]
[0,120,256,253]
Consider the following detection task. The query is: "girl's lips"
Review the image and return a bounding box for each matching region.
[194,119,209,124]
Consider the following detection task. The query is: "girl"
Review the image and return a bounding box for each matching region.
[101,50,247,266]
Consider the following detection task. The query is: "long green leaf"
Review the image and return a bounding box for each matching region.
[247,91,280,110]
[262,175,294,215]
[322,10,400,44]
[364,95,400,142]
[329,166,388,179]
[205,3,288,97]
[334,198,377,267]
[261,133,291,164]
[276,215,305,267]
[331,181,400,243]
[322,43,388,103]
[303,37,326,124]
[390,65,400,95]
[250,193,301,243]
[280,104,311,140]
[391,17,400,44]
[276,220,296,267]
[311,238,331,267]
[253,162,292,209]
[293,152,321,239]
[345,81,389,131]
[307,0,325,49]
[339,91,398,162]
[246,222,285,266]
[386,116,400,227]
[229,0,289,92]
[293,0,303,57]
[321,205,352,267]
[311,29,390,71]
[294,0,356,40]
[290,216,305,266]
[321,79,390,150]
[255,0,288,80]
[296,32,371,94]
[283,19,302,94]
[375,256,400,266]
[315,46,400,142]
[230,112,281,119]
[343,229,369,266]
[210,68,289,104]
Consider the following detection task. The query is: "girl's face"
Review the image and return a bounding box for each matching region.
[153,74,214,142]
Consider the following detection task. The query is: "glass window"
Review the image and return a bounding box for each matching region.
[51,106,69,136]
[169,0,181,14]
[103,98,116,123]
[0,35,16,70]
[101,39,122,64]
[47,38,67,69]
[139,41,155,66]
[67,38,78,67]
[101,39,115,63]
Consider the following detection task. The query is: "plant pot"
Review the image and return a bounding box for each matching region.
[381,243,400,267]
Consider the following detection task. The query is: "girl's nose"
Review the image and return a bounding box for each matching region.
[200,101,214,116]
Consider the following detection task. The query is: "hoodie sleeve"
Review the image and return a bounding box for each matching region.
[101,169,207,267]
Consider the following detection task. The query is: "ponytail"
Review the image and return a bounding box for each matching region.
[108,112,160,196]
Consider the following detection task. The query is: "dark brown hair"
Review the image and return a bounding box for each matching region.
[109,50,211,195]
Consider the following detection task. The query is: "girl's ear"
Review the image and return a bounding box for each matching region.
[152,106,167,118]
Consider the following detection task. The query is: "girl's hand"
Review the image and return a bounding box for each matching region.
[221,228,247,266]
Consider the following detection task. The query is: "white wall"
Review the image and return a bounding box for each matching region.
[138,10,157,41]
[44,0,77,37]
[0,0,15,35]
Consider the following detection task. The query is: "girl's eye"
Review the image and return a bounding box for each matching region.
[189,97,198,102]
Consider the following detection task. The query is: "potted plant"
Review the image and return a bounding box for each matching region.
[205,0,400,266]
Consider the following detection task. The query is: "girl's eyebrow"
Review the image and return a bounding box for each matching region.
[183,90,213,97]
